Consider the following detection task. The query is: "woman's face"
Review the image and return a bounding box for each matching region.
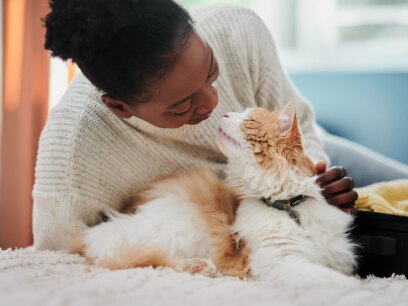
[103,32,220,128]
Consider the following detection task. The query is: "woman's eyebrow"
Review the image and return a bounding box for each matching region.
[167,48,214,110]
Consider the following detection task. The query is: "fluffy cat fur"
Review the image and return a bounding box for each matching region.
[75,101,358,288]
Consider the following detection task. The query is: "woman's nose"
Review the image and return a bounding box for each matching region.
[194,86,218,114]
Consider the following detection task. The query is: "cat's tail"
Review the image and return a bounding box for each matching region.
[72,238,174,270]
[93,244,174,270]
[72,239,217,276]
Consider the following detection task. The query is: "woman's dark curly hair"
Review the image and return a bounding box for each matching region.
[43,0,194,104]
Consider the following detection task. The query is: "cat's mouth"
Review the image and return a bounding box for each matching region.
[217,127,242,148]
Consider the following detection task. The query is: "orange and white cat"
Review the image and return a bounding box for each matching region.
[76,101,357,289]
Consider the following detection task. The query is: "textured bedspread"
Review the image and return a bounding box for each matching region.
[1,248,408,306]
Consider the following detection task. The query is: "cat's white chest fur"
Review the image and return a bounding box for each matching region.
[233,195,355,284]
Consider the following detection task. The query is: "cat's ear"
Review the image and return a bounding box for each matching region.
[279,100,300,137]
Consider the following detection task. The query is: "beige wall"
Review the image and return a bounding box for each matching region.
[0,0,49,248]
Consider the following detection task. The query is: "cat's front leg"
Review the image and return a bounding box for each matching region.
[255,257,359,289]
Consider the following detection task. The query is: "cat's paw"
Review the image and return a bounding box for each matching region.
[180,258,217,277]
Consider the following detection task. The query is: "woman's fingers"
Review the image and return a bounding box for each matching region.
[315,160,327,175]
[321,176,355,199]
[315,164,359,214]
[326,190,359,206]
[316,166,347,187]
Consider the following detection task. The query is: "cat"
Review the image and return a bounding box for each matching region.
[74,101,358,289]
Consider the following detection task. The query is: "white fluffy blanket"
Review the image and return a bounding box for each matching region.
[1,248,407,306]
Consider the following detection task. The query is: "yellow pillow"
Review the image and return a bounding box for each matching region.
[356,179,408,216]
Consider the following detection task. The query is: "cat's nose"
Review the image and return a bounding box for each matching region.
[224,113,230,118]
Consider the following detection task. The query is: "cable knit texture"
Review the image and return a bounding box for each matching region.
[33,4,327,251]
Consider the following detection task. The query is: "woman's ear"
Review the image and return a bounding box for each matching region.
[101,94,134,119]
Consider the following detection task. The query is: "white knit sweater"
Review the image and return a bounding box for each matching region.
[32,4,327,251]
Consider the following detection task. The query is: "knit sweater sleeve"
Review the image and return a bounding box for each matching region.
[32,193,105,251]
[32,75,119,251]
[244,11,329,164]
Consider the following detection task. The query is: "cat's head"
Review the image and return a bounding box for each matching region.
[216,101,316,197]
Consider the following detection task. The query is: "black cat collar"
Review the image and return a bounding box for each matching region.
[261,195,307,224]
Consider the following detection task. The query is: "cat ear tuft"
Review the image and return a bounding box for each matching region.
[279,100,297,136]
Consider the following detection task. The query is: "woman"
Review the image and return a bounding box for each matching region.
[34,0,359,251]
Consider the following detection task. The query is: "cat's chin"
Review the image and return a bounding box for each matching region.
[216,127,243,153]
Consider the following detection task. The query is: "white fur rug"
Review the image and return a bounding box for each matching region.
[1,248,407,306]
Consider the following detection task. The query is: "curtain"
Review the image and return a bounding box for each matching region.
[0,0,50,248]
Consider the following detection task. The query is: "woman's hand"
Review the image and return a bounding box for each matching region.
[315,161,358,214]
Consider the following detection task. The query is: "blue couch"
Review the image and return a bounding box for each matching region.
[290,72,408,165]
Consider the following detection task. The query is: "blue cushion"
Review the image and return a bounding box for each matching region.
[290,72,408,164]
